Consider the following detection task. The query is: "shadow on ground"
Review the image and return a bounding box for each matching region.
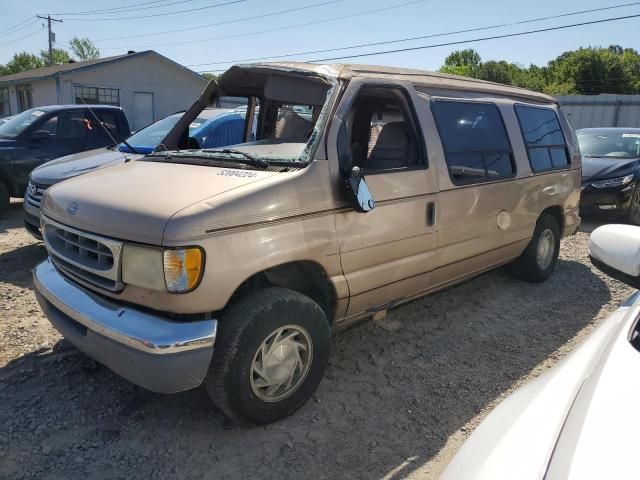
[0,238,620,479]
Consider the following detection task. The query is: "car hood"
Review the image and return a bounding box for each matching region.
[0,138,16,149]
[40,160,280,244]
[30,148,138,186]
[581,156,639,182]
[441,295,640,480]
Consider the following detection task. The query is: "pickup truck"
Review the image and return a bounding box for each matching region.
[0,105,130,216]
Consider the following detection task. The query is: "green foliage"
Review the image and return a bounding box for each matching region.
[200,72,218,81]
[0,38,100,76]
[2,52,44,75]
[438,46,640,95]
[40,48,72,66]
[69,37,100,61]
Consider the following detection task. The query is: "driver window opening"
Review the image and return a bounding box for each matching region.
[345,87,423,173]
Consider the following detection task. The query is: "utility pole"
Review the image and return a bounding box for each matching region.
[36,15,63,66]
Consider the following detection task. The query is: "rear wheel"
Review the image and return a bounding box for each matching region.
[205,287,331,424]
[512,214,561,282]
[627,184,640,225]
[0,182,9,217]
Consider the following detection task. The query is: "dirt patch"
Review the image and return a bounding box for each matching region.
[0,202,631,479]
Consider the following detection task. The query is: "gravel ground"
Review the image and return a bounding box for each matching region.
[0,200,632,480]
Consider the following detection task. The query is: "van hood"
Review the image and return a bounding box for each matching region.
[40,160,279,244]
[30,147,136,186]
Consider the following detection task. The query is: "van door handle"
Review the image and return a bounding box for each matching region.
[426,202,436,226]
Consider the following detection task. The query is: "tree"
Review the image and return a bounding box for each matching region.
[2,52,44,75]
[69,37,100,61]
[437,45,640,95]
[547,47,637,95]
[39,48,72,66]
[200,72,217,81]
[439,49,481,77]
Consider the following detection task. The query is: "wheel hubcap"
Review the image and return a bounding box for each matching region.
[250,325,313,402]
[536,229,555,269]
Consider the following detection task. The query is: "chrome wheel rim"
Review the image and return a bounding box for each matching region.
[536,229,555,270]
[250,325,313,403]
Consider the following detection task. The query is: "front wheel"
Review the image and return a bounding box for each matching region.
[512,214,561,283]
[205,287,331,424]
[0,181,9,217]
[627,184,640,225]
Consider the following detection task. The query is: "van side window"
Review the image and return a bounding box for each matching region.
[344,86,424,173]
[431,100,514,184]
[514,105,569,172]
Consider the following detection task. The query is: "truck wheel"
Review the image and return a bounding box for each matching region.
[512,214,560,283]
[0,182,9,217]
[205,287,331,424]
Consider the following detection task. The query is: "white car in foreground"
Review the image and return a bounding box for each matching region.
[442,224,640,480]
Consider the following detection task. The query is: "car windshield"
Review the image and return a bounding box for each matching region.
[119,109,232,154]
[577,131,640,159]
[0,109,48,139]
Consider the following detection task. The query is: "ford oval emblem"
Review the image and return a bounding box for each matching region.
[67,202,79,215]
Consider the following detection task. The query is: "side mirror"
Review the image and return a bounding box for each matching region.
[589,224,640,288]
[30,130,50,142]
[346,166,375,213]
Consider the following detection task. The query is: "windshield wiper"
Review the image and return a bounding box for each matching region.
[203,148,269,169]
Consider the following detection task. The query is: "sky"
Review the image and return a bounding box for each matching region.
[0,0,639,73]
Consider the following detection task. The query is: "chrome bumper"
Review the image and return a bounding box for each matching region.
[33,259,217,393]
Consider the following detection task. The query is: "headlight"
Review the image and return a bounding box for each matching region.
[591,174,634,189]
[122,244,165,291]
[163,247,205,293]
[122,244,204,293]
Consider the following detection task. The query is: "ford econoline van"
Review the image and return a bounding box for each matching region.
[33,63,581,424]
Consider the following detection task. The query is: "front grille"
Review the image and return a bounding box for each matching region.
[42,217,124,291]
[26,181,48,209]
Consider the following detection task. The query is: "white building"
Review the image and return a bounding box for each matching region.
[0,50,207,131]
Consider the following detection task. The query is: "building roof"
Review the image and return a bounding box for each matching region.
[225,62,556,104]
[0,50,204,85]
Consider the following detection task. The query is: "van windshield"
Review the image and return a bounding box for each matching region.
[146,71,334,167]
[0,109,47,139]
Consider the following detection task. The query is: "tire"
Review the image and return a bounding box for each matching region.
[0,181,9,217]
[512,214,561,283]
[205,287,331,425]
[628,183,640,225]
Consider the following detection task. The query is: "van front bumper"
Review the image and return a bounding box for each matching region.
[33,259,217,393]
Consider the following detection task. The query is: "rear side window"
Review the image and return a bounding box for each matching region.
[431,100,514,184]
[515,105,569,172]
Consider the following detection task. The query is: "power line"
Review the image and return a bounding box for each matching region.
[0,16,36,35]
[60,0,246,22]
[96,0,425,50]
[195,13,640,72]
[0,26,44,47]
[187,1,640,67]
[94,0,346,42]
[0,18,39,39]
[307,13,640,63]
[51,0,197,16]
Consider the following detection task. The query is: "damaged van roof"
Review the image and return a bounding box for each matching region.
[224,62,556,104]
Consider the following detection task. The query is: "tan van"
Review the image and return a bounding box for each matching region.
[33,63,581,424]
